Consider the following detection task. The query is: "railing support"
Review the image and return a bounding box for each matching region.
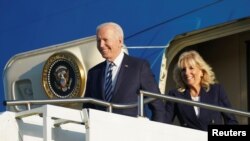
[138,91,144,117]
[5,90,250,118]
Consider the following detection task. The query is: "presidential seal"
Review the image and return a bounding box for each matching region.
[42,52,86,99]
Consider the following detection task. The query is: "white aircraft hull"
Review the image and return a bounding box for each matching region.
[0,105,207,141]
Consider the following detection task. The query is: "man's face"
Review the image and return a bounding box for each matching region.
[96,25,122,62]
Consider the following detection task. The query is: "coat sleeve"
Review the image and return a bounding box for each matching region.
[140,60,167,123]
[164,90,176,124]
[82,71,96,109]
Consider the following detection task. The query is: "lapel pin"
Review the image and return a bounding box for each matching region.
[125,65,128,68]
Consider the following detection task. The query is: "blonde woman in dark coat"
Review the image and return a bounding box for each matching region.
[165,50,238,131]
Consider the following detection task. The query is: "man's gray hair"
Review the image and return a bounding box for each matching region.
[96,22,124,39]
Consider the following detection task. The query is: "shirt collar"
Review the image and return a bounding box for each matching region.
[106,51,124,67]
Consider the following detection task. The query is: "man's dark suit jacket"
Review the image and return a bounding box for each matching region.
[165,84,238,131]
[83,53,166,123]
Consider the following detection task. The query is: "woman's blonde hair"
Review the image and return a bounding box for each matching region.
[173,50,216,92]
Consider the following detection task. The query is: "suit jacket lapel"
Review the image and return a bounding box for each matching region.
[181,90,203,128]
[193,87,211,130]
[100,62,107,100]
[112,55,128,98]
[198,88,209,119]
[183,90,199,120]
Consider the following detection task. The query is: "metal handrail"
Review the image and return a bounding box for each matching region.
[4,90,250,119]
[5,98,111,112]
[139,90,250,118]
[4,97,156,113]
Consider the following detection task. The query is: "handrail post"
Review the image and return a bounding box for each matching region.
[138,90,144,117]
[107,104,112,113]
[27,103,31,110]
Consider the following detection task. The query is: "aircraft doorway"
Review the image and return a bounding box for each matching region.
[164,18,250,124]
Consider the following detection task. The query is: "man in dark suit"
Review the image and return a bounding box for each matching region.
[83,22,166,123]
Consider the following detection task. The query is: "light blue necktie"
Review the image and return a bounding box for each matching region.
[105,63,114,101]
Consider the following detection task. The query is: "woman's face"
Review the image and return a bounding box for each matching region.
[180,63,203,88]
